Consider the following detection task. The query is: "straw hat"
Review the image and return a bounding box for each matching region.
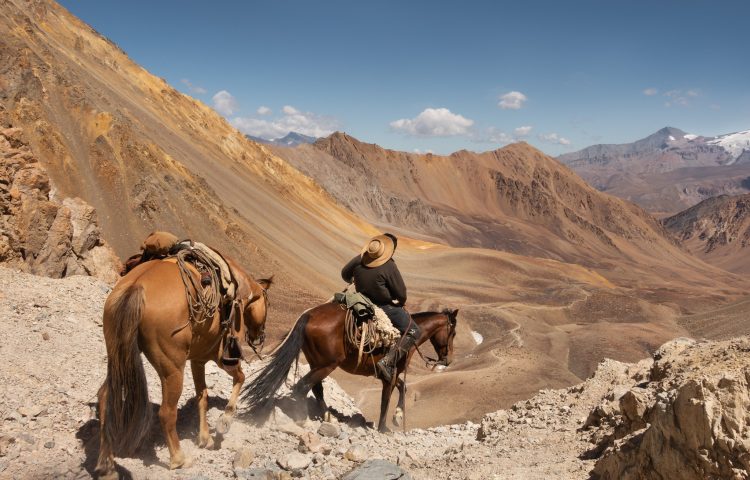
[360,234,395,268]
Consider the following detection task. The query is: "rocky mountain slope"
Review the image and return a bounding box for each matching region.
[2,268,749,479]
[0,126,119,282]
[663,193,750,274]
[559,127,750,214]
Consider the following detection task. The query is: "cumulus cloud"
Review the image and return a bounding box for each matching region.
[256,106,271,115]
[180,78,207,95]
[390,108,474,137]
[231,105,338,139]
[643,87,658,96]
[514,125,533,137]
[212,90,238,116]
[538,132,571,145]
[498,91,527,110]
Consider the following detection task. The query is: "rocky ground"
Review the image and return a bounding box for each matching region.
[1,267,748,479]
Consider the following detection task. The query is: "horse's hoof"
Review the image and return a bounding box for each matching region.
[170,454,192,470]
[393,408,403,427]
[198,435,215,449]
[216,414,232,435]
[95,469,119,480]
[324,411,332,423]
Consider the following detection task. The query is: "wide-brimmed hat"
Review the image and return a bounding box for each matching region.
[360,234,395,268]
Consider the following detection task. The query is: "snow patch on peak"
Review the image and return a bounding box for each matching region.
[708,129,750,164]
[684,134,698,140]
[668,135,676,142]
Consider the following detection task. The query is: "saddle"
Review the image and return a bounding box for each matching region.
[121,232,243,366]
[333,291,400,367]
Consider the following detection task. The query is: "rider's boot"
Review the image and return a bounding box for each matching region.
[376,327,419,383]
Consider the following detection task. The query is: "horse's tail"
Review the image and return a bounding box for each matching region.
[242,312,310,411]
[101,284,152,454]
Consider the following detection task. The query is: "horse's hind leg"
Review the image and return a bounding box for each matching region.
[159,368,191,469]
[190,361,214,449]
[94,383,117,480]
[311,381,331,421]
[292,365,336,419]
[217,363,245,435]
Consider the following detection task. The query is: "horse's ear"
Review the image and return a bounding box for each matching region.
[451,309,459,323]
[257,275,274,290]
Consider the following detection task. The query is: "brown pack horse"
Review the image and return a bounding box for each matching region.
[95,256,272,478]
[243,303,458,431]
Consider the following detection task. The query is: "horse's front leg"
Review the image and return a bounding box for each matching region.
[190,360,214,449]
[378,378,397,433]
[392,378,406,427]
[217,363,245,434]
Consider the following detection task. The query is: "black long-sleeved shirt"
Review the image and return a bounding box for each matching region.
[341,255,407,306]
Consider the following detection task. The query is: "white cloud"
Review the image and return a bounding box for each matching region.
[514,125,533,137]
[538,132,571,145]
[212,90,238,116]
[413,148,434,154]
[662,89,699,107]
[180,78,207,95]
[643,87,658,96]
[257,106,271,115]
[498,91,527,110]
[390,108,474,137]
[231,105,338,139]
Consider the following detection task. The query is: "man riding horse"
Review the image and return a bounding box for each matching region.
[341,233,420,383]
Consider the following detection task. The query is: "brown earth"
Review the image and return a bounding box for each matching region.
[663,193,750,274]
[1,0,750,437]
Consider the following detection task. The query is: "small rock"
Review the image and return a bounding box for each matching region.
[41,332,50,341]
[298,431,322,453]
[234,468,276,480]
[344,445,368,463]
[277,452,311,471]
[317,421,340,438]
[342,459,413,479]
[44,440,54,449]
[17,405,44,418]
[233,447,255,469]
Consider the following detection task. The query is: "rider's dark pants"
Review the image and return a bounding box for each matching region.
[379,304,421,339]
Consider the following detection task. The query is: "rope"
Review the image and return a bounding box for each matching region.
[175,247,222,327]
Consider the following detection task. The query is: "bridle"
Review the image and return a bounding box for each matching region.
[416,312,456,369]
[245,286,270,359]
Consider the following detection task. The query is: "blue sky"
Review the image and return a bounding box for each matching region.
[60,0,750,155]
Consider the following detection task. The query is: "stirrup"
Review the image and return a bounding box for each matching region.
[376,358,395,383]
[222,335,242,367]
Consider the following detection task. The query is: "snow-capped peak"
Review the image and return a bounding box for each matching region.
[708,129,750,164]
[684,134,698,140]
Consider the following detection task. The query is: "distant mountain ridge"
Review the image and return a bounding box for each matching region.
[246,131,317,147]
[559,127,750,214]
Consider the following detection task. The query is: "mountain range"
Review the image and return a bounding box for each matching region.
[246,131,318,147]
[2,0,749,428]
[559,127,750,214]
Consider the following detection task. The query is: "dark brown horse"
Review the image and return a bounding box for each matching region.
[95,256,272,478]
[243,303,458,431]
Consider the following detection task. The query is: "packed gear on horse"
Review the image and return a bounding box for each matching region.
[340,233,421,383]
[332,290,400,368]
[120,232,246,366]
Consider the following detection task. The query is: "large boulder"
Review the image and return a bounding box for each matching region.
[0,127,120,283]
[589,337,750,480]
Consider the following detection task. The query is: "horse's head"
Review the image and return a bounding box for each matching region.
[429,308,458,366]
[243,276,273,350]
